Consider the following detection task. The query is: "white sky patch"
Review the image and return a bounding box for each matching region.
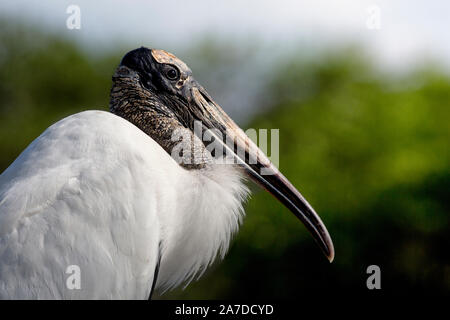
[0,0,449,70]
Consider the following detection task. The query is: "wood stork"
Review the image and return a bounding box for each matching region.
[0,47,334,299]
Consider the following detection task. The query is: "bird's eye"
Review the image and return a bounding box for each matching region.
[165,66,180,81]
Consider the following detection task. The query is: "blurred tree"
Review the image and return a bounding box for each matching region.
[165,48,450,299]
[0,20,448,299]
[0,20,120,170]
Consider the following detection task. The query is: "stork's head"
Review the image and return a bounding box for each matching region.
[110,47,334,262]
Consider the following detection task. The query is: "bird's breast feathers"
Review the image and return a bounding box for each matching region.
[0,111,248,298]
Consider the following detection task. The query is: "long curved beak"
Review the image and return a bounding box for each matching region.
[190,82,335,262]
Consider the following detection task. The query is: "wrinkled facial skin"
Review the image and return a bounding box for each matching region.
[111,48,335,262]
[111,47,224,170]
[118,47,232,138]
[120,48,193,103]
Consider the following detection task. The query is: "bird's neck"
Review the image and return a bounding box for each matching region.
[110,77,176,154]
[110,77,250,292]
[156,163,249,292]
[110,77,210,169]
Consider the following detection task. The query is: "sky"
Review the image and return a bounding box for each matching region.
[1,0,450,70]
[1,0,449,121]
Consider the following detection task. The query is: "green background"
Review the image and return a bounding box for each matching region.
[0,21,448,298]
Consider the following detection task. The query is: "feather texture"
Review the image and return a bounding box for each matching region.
[0,111,248,299]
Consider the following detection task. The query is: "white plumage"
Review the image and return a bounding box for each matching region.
[0,47,333,299]
[0,111,248,299]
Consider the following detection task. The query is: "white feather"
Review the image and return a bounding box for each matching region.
[0,110,249,299]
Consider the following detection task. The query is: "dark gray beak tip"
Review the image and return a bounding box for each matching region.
[325,240,335,263]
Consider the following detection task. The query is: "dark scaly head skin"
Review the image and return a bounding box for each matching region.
[109,47,335,262]
[110,47,213,168]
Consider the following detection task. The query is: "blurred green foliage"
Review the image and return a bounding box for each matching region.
[0,21,448,298]
[168,47,450,298]
[0,21,120,171]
